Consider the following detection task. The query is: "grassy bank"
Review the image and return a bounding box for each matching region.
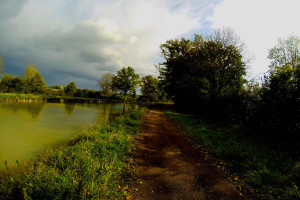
[0,93,143,104]
[165,110,300,200]
[0,108,144,200]
[0,93,46,101]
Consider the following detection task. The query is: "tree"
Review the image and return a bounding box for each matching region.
[114,66,140,95]
[207,27,253,76]
[65,82,77,97]
[0,75,26,93]
[23,65,46,94]
[140,75,159,102]
[97,72,115,94]
[157,32,247,121]
[252,36,300,138]
[268,35,300,69]
[202,40,246,96]
[207,27,246,56]
[0,74,13,92]
[158,34,245,103]
[12,76,25,93]
[252,64,300,139]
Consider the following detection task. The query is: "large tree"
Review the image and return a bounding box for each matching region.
[114,66,140,95]
[140,75,159,102]
[268,35,300,69]
[253,36,300,137]
[158,34,246,106]
[208,27,245,55]
[65,82,77,97]
[207,27,252,67]
[97,72,115,94]
[23,65,46,94]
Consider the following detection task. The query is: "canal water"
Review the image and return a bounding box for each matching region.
[0,102,139,166]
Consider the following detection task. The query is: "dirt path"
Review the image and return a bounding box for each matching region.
[132,108,244,200]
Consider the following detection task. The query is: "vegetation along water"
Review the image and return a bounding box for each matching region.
[0,102,139,167]
[1,27,299,199]
[0,107,144,199]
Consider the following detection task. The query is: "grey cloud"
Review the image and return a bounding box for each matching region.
[0,0,28,20]
[18,19,123,77]
[0,0,219,89]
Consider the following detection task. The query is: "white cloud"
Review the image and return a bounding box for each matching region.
[210,0,300,79]
[0,0,220,88]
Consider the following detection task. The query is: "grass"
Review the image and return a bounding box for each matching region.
[0,93,141,103]
[0,93,101,102]
[165,110,300,200]
[0,108,144,200]
[0,93,46,101]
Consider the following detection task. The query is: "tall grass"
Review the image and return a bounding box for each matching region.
[165,110,300,200]
[0,109,144,200]
[0,93,46,101]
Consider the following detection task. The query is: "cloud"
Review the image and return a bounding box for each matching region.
[0,0,28,20]
[210,0,300,79]
[0,0,220,88]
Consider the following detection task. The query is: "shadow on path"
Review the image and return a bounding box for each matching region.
[132,108,245,200]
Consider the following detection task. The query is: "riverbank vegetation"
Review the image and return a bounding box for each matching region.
[1,26,299,199]
[165,110,300,200]
[158,28,299,199]
[0,93,46,101]
[0,63,167,103]
[0,108,144,199]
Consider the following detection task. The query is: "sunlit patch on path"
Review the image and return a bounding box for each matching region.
[132,108,244,200]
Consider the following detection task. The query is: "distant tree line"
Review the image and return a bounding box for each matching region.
[0,65,46,94]
[97,66,166,102]
[0,64,111,99]
[0,62,166,102]
[2,27,298,142]
[157,28,300,145]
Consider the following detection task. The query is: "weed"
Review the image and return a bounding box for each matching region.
[165,110,300,200]
[0,108,144,200]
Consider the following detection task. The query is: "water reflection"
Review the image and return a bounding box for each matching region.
[0,102,139,167]
[0,102,46,120]
[64,103,76,116]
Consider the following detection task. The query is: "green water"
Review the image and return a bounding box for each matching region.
[0,102,138,166]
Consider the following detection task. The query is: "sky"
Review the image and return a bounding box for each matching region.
[0,0,299,89]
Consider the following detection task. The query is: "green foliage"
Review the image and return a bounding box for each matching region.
[0,74,14,92]
[74,88,90,98]
[74,89,118,100]
[0,75,25,93]
[246,36,300,140]
[11,76,25,93]
[98,72,116,94]
[158,33,246,112]
[268,35,300,69]
[249,64,300,139]
[0,93,46,101]
[65,82,77,97]
[0,109,144,200]
[46,86,64,96]
[140,75,159,102]
[165,110,300,200]
[23,65,46,94]
[115,66,140,95]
